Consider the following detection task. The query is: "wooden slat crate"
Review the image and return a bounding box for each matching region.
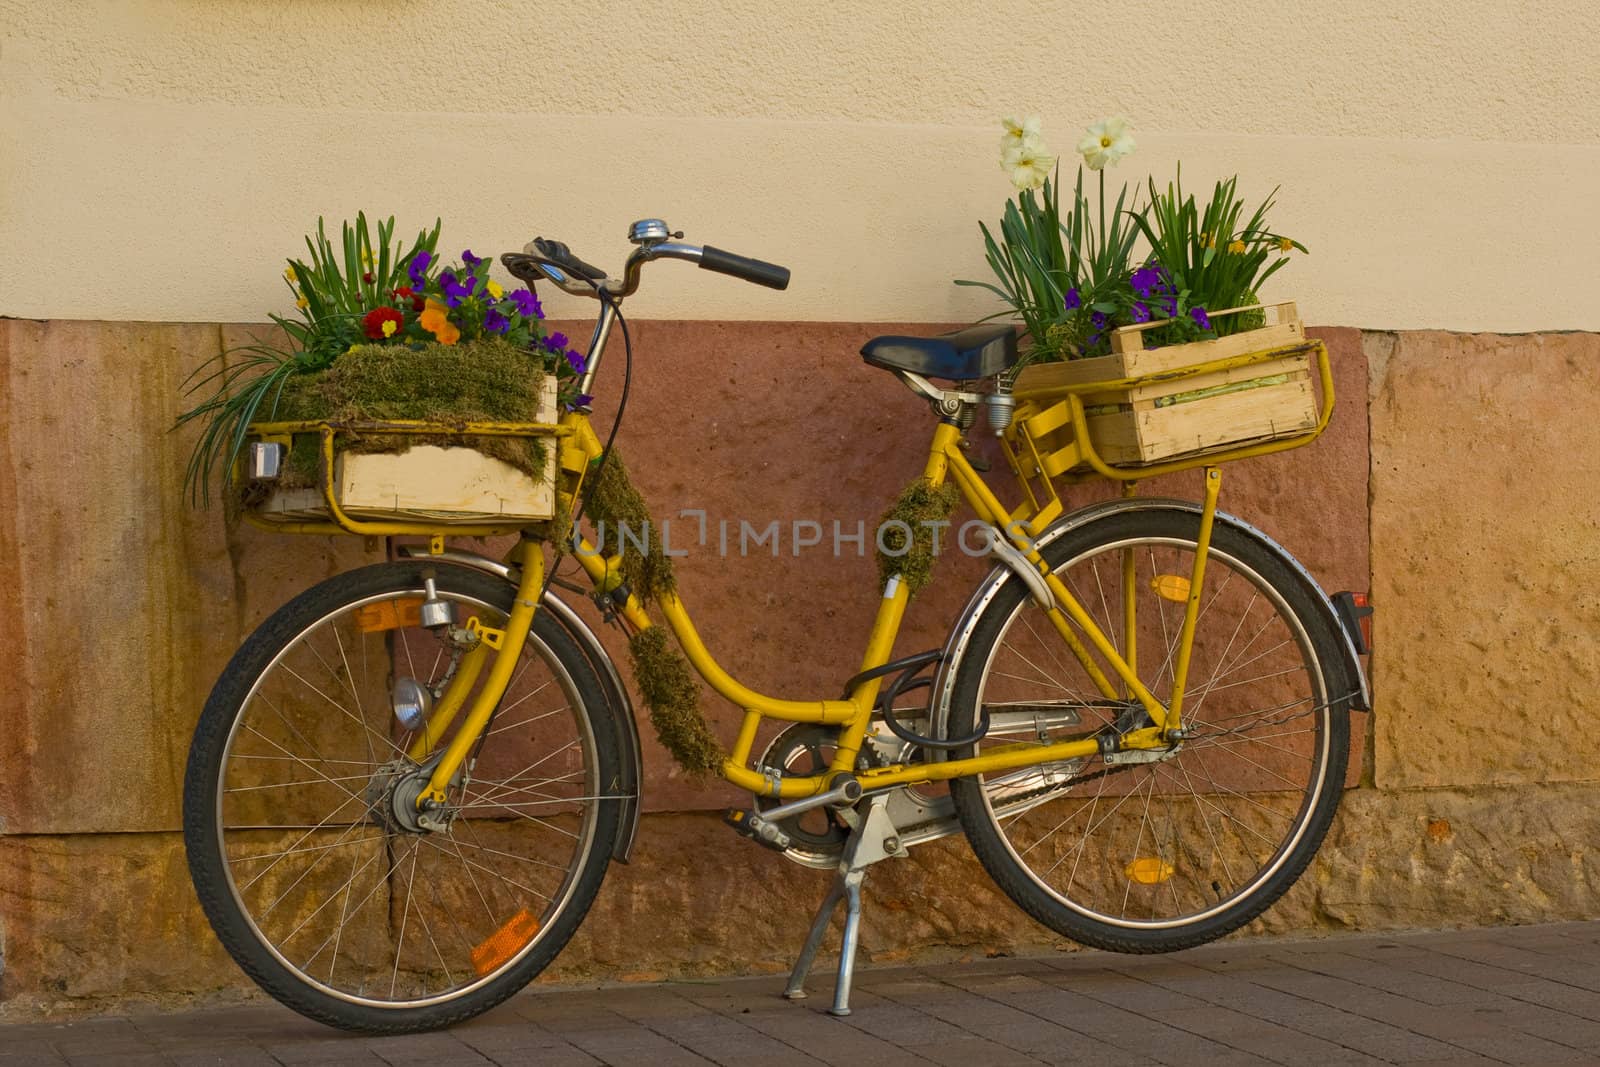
[1013,302,1317,467]
[254,378,558,525]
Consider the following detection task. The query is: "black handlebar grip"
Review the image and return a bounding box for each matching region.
[698,245,791,291]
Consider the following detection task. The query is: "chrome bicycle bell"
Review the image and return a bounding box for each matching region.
[628,218,671,245]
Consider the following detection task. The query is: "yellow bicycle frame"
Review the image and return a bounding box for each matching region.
[411,411,1224,808]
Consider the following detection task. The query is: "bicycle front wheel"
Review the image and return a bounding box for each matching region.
[183,561,623,1032]
[949,508,1354,952]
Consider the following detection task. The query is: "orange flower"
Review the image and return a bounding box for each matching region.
[419,299,460,345]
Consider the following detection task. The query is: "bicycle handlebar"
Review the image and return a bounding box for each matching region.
[510,225,790,300]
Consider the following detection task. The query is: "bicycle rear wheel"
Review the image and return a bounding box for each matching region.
[183,561,623,1032]
[949,509,1355,952]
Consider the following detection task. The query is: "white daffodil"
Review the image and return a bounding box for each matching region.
[999,114,1042,153]
[1077,116,1135,171]
[1001,139,1054,191]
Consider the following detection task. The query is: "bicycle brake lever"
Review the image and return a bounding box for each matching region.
[531,237,607,281]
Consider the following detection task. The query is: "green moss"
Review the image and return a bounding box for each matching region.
[583,449,676,603]
[267,337,551,478]
[877,478,961,594]
[628,626,724,776]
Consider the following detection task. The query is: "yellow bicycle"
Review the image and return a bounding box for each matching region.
[182,219,1371,1033]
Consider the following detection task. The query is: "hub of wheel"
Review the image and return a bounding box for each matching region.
[364,759,448,834]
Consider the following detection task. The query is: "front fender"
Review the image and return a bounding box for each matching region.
[931,498,1370,738]
[539,592,644,863]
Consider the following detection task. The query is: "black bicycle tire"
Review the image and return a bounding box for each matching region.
[949,509,1353,953]
[182,561,623,1033]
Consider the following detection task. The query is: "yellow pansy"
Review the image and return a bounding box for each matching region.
[486,279,504,299]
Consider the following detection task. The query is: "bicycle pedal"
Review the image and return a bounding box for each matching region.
[723,808,792,853]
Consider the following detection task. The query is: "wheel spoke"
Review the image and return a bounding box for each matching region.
[962,523,1342,938]
[201,572,612,1013]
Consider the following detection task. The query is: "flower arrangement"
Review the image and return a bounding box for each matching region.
[179,213,588,504]
[960,116,1306,365]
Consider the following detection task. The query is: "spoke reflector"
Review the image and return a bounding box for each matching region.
[471,907,541,975]
[1125,857,1175,885]
[354,598,423,633]
[1150,575,1191,603]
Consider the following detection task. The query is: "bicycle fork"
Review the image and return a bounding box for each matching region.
[407,550,548,810]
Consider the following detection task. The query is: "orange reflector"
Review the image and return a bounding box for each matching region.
[471,908,541,975]
[1125,857,1175,885]
[1150,575,1191,603]
[354,598,423,633]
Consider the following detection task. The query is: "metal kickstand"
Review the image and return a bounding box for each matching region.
[782,794,907,1016]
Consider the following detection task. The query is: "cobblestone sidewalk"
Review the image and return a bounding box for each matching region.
[6,921,1600,1065]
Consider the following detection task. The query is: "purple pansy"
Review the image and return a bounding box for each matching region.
[1130,264,1161,297]
[1130,302,1151,323]
[1162,295,1178,316]
[461,249,484,270]
[566,392,594,411]
[1190,306,1212,330]
[566,349,586,373]
[484,308,509,334]
[440,270,463,307]
[1090,311,1108,329]
[543,331,569,352]
[1063,287,1081,311]
[509,287,543,319]
[406,251,433,288]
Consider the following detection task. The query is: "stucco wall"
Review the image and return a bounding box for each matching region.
[2,2,1599,329]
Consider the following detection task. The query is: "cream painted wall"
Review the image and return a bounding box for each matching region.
[2,1,1597,329]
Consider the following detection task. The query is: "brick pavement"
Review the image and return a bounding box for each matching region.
[5,921,1600,1065]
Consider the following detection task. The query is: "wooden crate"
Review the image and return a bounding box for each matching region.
[1013,302,1317,467]
[255,378,558,525]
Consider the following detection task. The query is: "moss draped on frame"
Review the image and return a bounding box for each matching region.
[628,626,725,777]
[877,478,961,594]
[580,449,677,603]
[578,450,722,775]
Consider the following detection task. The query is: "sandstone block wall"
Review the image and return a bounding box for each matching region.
[0,318,1594,1018]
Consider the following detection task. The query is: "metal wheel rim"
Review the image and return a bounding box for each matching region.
[974,536,1332,929]
[214,586,599,1009]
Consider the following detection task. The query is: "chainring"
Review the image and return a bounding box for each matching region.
[753,723,861,868]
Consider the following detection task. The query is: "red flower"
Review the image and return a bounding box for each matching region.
[363,306,405,340]
[392,286,425,312]
[362,272,375,284]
